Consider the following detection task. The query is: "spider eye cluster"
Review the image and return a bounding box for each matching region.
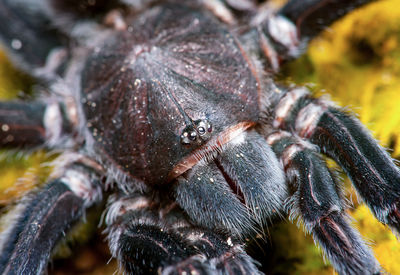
[180,119,212,145]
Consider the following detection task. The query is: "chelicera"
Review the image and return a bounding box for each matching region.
[0,0,398,274]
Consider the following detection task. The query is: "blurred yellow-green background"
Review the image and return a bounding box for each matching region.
[276,0,400,274]
[0,0,400,274]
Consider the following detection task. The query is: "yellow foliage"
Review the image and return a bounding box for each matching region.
[352,205,400,274]
[287,0,400,156]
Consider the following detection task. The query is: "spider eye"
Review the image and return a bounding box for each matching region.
[180,132,191,145]
[180,119,213,145]
[207,123,212,132]
[189,131,197,140]
[195,119,212,137]
[198,126,206,135]
[180,130,198,145]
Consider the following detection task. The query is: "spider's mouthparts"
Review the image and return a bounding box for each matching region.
[213,158,246,205]
[174,129,288,236]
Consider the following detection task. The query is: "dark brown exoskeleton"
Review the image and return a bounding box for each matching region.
[0,0,398,274]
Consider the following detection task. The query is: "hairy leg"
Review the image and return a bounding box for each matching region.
[0,100,77,148]
[0,153,103,274]
[268,131,381,274]
[247,0,377,70]
[106,193,261,274]
[278,0,376,42]
[0,0,63,70]
[273,87,400,235]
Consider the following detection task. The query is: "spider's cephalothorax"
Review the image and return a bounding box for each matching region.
[0,0,398,274]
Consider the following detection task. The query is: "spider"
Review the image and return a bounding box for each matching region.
[0,0,399,274]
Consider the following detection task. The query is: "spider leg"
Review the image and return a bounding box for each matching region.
[106,193,261,275]
[250,0,376,67]
[278,0,376,42]
[0,153,103,274]
[268,131,381,274]
[0,0,63,70]
[273,88,400,235]
[0,100,74,148]
[49,0,121,18]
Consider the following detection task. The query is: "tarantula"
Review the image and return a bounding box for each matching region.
[0,0,399,274]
